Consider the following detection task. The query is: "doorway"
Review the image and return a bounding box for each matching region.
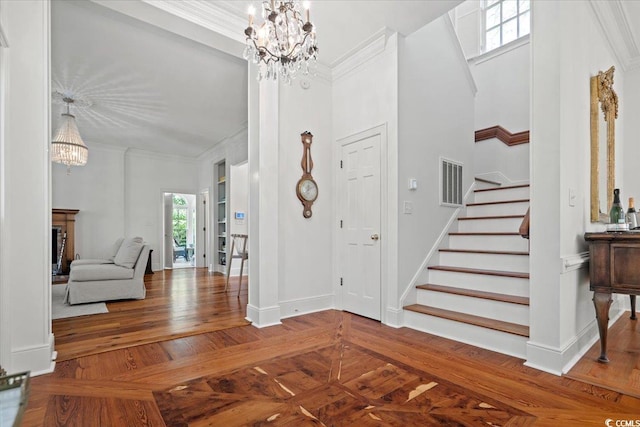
[338,128,383,321]
[163,192,197,269]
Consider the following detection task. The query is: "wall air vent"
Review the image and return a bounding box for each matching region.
[440,157,463,207]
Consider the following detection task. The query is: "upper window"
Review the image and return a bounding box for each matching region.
[484,0,530,52]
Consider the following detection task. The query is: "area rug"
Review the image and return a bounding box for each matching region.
[51,285,108,320]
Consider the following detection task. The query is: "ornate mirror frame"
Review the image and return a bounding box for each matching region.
[590,66,619,222]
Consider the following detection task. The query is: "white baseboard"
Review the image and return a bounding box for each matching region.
[384,306,404,328]
[11,333,55,375]
[246,303,281,328]
[525,306,625,375]
[279,294,334,319]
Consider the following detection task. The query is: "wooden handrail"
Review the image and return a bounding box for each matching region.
[519,207,530,239]
[475,125,529,146]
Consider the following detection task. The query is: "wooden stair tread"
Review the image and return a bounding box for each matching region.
[474,184,530,193]
[416,284,530,305]
[466,199,529,206]
[427,265,529,279]
[458,215,524,221]
[404,304,530,337]
[439,249,529,256]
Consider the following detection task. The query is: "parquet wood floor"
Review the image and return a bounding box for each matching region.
[22,269,640,426]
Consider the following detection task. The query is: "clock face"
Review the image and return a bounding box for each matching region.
[299,179,318,202]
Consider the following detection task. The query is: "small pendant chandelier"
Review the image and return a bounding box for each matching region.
[51,97,88,174]
[243,1,318,84]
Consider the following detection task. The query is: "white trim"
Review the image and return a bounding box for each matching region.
[279,294,334,319]
[246,303,282,328]
[399,183,476,308]
[443,14,478,96]
[560,251,590,274]
[468,34,530,65]
[332,28,393,81]
[384,306,404,328]
[0,17,7,373]
[525,305,625,375]
[126,147,198,164]
[142,0,246,44]
[474,170,528,186]
[10,334,55,375]
[589,0,640,71]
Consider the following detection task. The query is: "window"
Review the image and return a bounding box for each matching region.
[484,0,530,52]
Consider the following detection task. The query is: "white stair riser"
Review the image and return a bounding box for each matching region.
[416,290,529,325]
[473,187,530,203]
[457,217,524,233]
[439,252,529,272]
[403,310,527,359]
[427,269,529,297]
[448,234,529,252]
[466,202,529,217]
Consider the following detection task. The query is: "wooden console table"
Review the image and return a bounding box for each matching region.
[584,232,639,363]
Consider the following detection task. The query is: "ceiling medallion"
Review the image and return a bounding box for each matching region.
[243,1,318,84]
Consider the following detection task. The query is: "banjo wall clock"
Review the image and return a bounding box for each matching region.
[296,131,318,218]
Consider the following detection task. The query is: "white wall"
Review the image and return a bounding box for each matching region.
[332,31,399,324]
[397,16,476,312]
[53,147,199,271]
[453,1,530,184]
[52,144,125,259]
[228,162,248,276]
[623,68,640,205]
[277,76,333,318]
[125,150,198,270]
[0,0,53,374]
[528,0,626,374]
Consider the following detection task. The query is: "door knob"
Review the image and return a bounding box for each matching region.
[371,234,379,241]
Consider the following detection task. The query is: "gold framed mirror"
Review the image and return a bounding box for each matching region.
[590,66,618,223]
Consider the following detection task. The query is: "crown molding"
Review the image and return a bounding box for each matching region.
[332,28,394,81]
[125,147,198,163]
[590,0,640,71]
[143,0,246,44]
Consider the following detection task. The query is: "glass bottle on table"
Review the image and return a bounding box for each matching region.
[609,188,624,225]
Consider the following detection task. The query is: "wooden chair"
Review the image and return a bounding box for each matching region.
[225,234,248,297]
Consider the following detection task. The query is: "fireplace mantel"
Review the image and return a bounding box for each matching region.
[52,209,79,275]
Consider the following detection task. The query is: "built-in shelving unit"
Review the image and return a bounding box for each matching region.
[216,160,227,272]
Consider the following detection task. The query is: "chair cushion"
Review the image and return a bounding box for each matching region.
[113,237,144,268]
[70,264,135,281]
[108,237,125,261]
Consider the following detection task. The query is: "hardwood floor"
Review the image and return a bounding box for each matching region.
[22,270,640,426]
[53,269,250,361]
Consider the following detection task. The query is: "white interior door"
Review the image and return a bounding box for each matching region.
[340,132,381,320]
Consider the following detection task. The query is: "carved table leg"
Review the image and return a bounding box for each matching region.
[631,295,637,320]
[593,291,613,363]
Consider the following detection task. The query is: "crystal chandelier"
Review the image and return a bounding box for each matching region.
[51,97,88,174]
[243,1,318,83]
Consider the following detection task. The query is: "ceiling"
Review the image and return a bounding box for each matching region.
[51,0,462,158]
[52,1,640,159]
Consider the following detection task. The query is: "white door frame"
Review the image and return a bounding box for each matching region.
[333,123,391,323]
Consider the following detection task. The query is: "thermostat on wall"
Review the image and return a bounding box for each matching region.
[234,212,245,220]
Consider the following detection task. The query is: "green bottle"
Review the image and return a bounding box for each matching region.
[609,188,624,224]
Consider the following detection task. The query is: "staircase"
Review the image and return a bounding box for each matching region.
[404,181,530,359]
